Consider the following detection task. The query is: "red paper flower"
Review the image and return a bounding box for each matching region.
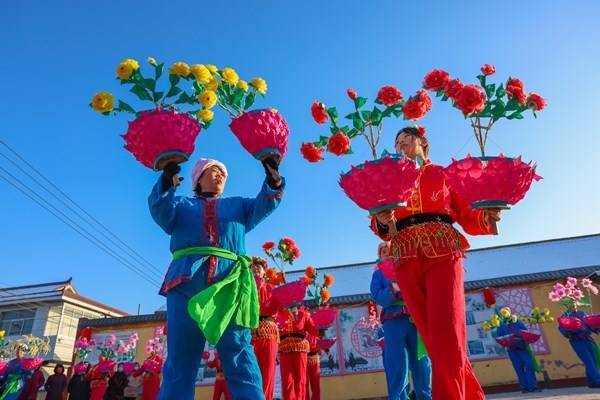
[376,86,403,107]
[455,85,487,115]
[327,131,351,156]
[423,69,450,91]
[320,288,331,303]
[300,142,324,163]
[324,274,334,287]
[311,101,329,124]
[506,78,526,105]
[280,237,296,249]
[417,126,426,137]
[265,268,277,281]
[527,93,546,111]
[444,79,464,100]
[402,90,431,120]
[305,266,316,278]
[262,241,275,252]
[292,247,301,258]
[302,275,312,284]
[481,64,496,76]
[347,88,357,100]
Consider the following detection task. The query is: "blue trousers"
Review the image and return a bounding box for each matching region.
[382,316,432,400]
[570,339,600,386]
[507,349,537,391]
[158,269,264,400]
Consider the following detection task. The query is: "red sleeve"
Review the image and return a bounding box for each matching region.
[370,216,392,241]
[259,282,281,316]
[447,176,493,236]
[304,314,320,337]
[132,368,143,378]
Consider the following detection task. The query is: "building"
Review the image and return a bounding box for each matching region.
[77,234,600,399]
[0,278,128,368]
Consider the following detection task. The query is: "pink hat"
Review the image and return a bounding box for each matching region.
[191,158,228,190]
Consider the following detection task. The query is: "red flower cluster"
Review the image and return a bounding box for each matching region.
[455,85,487,116]
[323,274,334,287]
[444,79,464,100]
[347,88,357,100]
[376,86,403,107]
[265,268,277,282]
[527,93,546,111]
[311,101,329,124]
[328,131,351,156]
[423,69,450,91]
[402,90,432,120]
[320,288,331,303]
[279,237,301,261]
[262,241,275,253]
[300,142,324,163]
[481,64,496,76]
[416,126,426,137]
[506,78,526,105]
[305,266,316,278]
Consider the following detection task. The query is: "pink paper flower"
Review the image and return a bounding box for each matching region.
[106,335,116,347]
[566,277,578,288]
[548,292,560,302]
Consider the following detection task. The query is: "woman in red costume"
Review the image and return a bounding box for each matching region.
[278,304,319,400]
[304,331,324,400]
[132,354,162,400]
[207,353,231,400]
[85,354,113,400]
[372,126,501,400]
[251,260,283,400]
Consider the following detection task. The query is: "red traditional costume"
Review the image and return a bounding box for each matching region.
[85,362,112,400]
[305,334,321,400]
[278,308,319,400]
[207,355,231,400]
[133,355,162,400]
[371,161,493,400]
[252,276,282,400]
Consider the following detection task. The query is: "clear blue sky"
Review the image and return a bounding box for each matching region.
[1,1,599,313]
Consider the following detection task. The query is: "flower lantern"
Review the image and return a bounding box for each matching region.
[317,338,337,352]
[261,237,308,307]
[311,307,339,329]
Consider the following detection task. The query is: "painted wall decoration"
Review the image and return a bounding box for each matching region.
[338,306,384,374]
[89,330,138,364]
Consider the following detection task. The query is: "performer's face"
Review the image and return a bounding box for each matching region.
[199,166,226,194]
[17,349,24,358]
[378,245,390,260]
[395,133,426,160]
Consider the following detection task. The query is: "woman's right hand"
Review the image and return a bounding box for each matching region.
[376,209,395,226]
[161,162,183,190]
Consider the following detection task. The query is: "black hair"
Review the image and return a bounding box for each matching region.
[395,126,420,141]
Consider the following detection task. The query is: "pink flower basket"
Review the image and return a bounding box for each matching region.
[98,359,117,374]
[122,108,201,170]
[557,316,584,332]
[0,361,7,376]
[229,109,289,160]
[584,315,600,329]
[21,357,44,371]
[311,308,339,329]
[317,338,337,352]
[73,362,89,375]
[519,331,541,344]
[271,279,308,307]
[445,155,541,209]
[122,362,137,374]
[377,259,397,282]
[339,154,420,214]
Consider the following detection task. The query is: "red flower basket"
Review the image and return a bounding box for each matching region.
[21,357,44,371]
[311,308,339,329]
[229,109,289,160]
[519,331,541,344]
[73,362,89,375]
[97,359,117,374]
[557,316,584,332]
[122,362,137,374]
[445,155,541,209]
[318,338,337,352]
[0,360,7,376]
[584,315,600,329]
[271,279,308,307]
[122,108,201,170]
[339,154,420,215]
[377,259,396,282]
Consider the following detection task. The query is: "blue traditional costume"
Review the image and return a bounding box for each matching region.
[150,157,284,400]
[559,310,600,387]
[0,358,29,400]
[494,321,538,392]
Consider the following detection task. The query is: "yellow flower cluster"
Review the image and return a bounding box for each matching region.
[170,62,190,77]
[0,329,5,339]
[191,64,212,84]
[199,90,217,109]
[221,67,239,85]
[251,77,268,94]
[197,109,214,123]
[116,58,140,80]
[237,80,249,92]
[91,92,114,113]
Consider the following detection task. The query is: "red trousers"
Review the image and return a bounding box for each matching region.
[212,379,231,400]
[141,376,160,400]
[253,337,278,400]
[396,253,485,400]
[280,352,307,400]
[305,361,320,400]
[90,382,108,400]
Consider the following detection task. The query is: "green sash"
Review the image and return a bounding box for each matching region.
[0,374,23,400]
[174,246,259,345]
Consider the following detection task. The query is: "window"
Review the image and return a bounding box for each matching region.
[0,309,36,336]
[59,306,100,337]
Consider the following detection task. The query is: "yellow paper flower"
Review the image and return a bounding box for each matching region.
[500,307,511,319]
[548,316,555,323]
[251,77,267,95]
[147,57,157,66]
[206,77,219,91]
[543,308,550,316]
[199,90,217,109]
[91,92,114,113]
[0,330,5,338]
[237,80,249,92]
[532,307,540,315]
[116,58,139,80]
[170,62,190,77]
[482,322,491,331]
[197,109,214,123]
[191,64,212,84]
[538,316,546,323]
[511,315,518,323]
[221,67,239,86]
[206,64,219,74]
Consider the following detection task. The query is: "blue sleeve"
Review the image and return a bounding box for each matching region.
[242,178,285,232]
[558,326,570,339]
[370,270,394,308]
[148,176,180,234]
[517,321,528,331]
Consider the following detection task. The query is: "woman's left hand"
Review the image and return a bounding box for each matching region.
[484,208,502,226]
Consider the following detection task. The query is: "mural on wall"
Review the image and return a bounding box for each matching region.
[465,287,549,360]
[319,323,340,376]
[89,330,138,364]
[339,306,384,374]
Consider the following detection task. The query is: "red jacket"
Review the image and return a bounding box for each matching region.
[278,308,319,353]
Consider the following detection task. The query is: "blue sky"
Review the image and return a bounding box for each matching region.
[1,1,599,313]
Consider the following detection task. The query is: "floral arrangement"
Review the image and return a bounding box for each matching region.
[301,85,432,162]
[0,330,9,360]
[74,336,94,362]
[145,326,166,356]
[520,307,554,324]
[421,65,546,156]
[94,333,138,361]
[303,267,334,306]
[548,277,598,310]
[262,237,301,276]
[482,306,517,332]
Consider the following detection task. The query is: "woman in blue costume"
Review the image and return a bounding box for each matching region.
[149,155,284,400]
[370,243,431,400]
[0,345,29,400]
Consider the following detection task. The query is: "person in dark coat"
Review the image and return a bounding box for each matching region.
[68,364,90,400]
[44,364,67,400]
[17,361,48,400]
[105,364,128,400]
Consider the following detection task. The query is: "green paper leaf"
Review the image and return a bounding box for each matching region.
[477,74,486,87]
[354,97,367,109]
[243,92,256,110]
[495,84,505,98]
[329,126,339,134]
[166,86,182,98]
[371,106,383,125]
[352,115,364,130]
[340,126,350,134]
[392,109,403,117]
[485,83,496,98]
[153,91,164,103]
[117,100,135,113]
[347,128,359,138]
[506,111,524,120]
[361,110,371,121]
[435,89,444,97]
[154,63,164,81]
[344,112,359,121]
[169,74,180,87]
[231,88,245,109]
[130,85,152,101]
[326,107,338,120]
[141,78,156,92]
[175,92,192,104]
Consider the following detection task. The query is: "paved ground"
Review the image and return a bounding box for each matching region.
[487,386,600,399]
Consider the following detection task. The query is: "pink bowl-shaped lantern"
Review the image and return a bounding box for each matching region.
[122,362,137,374]
[229,109,289,160]
[21,357,44,371]
[445,155,541,209]
[271,279,308,307]
[339,154,420,214]
[311,308,339,329]
[73,362,89,375]
[377,259,396,282]
[519,331,540,344]
[557,316,584,331]
[122,109,201,170]
[318,338,337,352]
[0,360,8,376]
[98,359,117,374]
[584,315,600,329]
[142,359,162,373]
